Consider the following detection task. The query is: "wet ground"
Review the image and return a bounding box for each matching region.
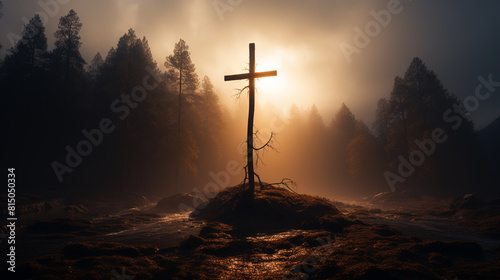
[12,206,203,263]
[361,214,500,255]
[95,212,203,247]
[3,191,500,279]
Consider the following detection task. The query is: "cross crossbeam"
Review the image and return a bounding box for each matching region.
[224,43,277,198]
[224,70,278,82]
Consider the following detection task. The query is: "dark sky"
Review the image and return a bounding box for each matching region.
[1,0,499,129]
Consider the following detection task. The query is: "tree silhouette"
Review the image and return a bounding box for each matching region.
[0,15,227,195]
[329,103,357,185]
[303,105,329,187]
[165,39,199,190]
[196,76,224,181]
[0,14,61,192]
[53,9,85,90]
[87,52,104,81]
[0,14,50,118]
[373,98,390,146]
[0,1,3,50]
[384,76,411,167]
[346,121,384,193]
[2,14,48,83]
[165,39,199,130]
[380,57,479,194]
[91,29,165,188]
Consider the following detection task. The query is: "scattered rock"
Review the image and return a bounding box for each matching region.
[450,194,485,210]
[64,204,89,216]
[179,235,206,252]
[199,222,233,239]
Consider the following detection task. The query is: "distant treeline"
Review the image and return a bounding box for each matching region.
[266,57,485,198]
[1,11,225,196]
[1,10,496,198]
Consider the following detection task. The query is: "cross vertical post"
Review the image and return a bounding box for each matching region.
[224,43,277,198]
[247,43,256,197]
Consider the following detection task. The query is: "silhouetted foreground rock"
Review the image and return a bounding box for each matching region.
[451,194,485,210]
[191,184,342,230]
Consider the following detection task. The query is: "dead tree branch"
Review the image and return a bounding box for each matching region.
[266,178,298,193]
[232,85,249,99]
[254,132,275,151]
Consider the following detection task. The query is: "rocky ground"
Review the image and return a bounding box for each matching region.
[2,187,500,279]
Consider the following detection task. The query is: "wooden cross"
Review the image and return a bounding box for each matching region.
[225,43,277,198]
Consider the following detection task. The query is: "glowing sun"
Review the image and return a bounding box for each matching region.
[255,57,289,106]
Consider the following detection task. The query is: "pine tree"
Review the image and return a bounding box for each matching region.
[192,76,225,183]
[165,39,199,125]
[346,121,384,194]
[2,14,48,83]
[332,103,357,141]
[304,105,330,189]
[53,9,86,86]
[200,76,223,134]
[329,103,357,185]
[93,29,164,190]
[373,98,390,144]
[1,14,56,191]
[164,39,200,190]
[381,57,479,194]
[97,29,158,104]
[385,76,412,168]
[87,52,104,81]
[0,1,3,50]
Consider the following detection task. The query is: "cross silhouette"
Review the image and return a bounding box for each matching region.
[225,43,277,197]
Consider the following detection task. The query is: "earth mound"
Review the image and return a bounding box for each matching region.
[191,184,342,230]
